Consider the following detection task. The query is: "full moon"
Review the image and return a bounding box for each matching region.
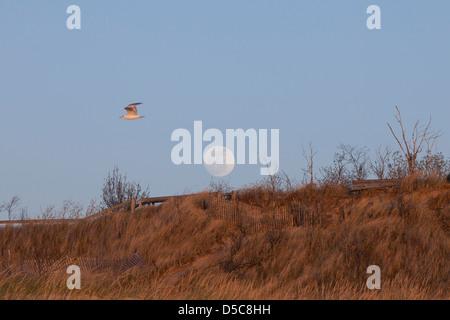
[203,146,235,177]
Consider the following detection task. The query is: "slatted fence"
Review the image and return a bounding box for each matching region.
[210,198,316,233]
[1,252,147,276]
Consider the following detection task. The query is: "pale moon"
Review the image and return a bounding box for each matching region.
[203,146,235,177]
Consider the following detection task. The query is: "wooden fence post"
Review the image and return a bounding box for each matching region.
[131,199,136,214]
[139,199,142,210]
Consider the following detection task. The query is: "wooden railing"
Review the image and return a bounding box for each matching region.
[351,179,400,192]
[0,191,235,225]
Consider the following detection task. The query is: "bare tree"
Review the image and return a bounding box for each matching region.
[320,144,370,185]
[281,170,297,192]
[302,142,317,185]
[422,132,442,176]
[58,199,84,219]
[339,144,370,181]
[40,205,57,220]
[264,171,286,218]
[387,151,408,179]
[370,145,392,179]
[18,207,29,220]
[2,195,20,220]
[101,166,150,209]
[418,152,450,179]
[387,106,440,175]
[85,199,102,218]
[320,151,349,186]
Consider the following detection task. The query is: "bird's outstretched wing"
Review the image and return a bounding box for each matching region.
[124,103,142,116]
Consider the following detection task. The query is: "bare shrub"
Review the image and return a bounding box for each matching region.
[59,199,84,219]
[208,179,233,194]
[40,205,57,220]
[338,144,370,181]
[370,145,392,179]
[387,151,408,179]
[319,150,351,187]
[236,172,297,216]
[85,199,102,217]
[101,166,150,209]
[417,152,450,179]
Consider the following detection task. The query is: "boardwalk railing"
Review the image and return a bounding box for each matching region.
[351,179,400,192]
[0,192,235,225]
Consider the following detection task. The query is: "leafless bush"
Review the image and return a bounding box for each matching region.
[85,199,102,217]
[338,144,370,181]
[320,150,350,187]
[236,172,296,213]
[101,166,150,209]
[417,152,450,179]
[209,179,233,193]
[38,198,101,220]
[387,151,408,179]
[220,230,267,276]
[40,205,57,220]
[370,145,392,179]
[59,199,84,219]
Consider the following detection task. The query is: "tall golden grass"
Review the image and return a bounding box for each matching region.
[0,178,448,300]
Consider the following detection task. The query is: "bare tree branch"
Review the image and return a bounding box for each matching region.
[2,196,20,220]
[387,106,440,175]
[370,145,392,179]
[302,141,317,185]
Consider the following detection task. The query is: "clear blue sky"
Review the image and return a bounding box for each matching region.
[1,1,449,217]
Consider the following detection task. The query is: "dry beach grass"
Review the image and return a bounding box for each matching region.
[0,177,448,300]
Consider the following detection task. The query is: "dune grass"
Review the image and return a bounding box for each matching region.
[0,180,448,300]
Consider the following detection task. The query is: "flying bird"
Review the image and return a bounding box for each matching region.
[120,103,144,120]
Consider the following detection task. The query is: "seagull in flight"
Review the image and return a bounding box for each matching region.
[120,103,144,120]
